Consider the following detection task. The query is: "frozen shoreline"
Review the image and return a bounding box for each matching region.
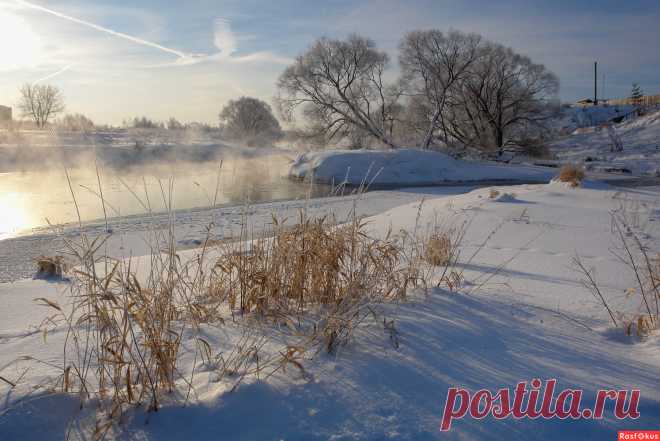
[0,186,475,283]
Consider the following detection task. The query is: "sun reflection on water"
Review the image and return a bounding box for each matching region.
[0,192,34,239]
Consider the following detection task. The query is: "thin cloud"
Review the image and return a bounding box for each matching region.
[231,52,292,65]
[213,18,237,57]
[152,17,292,68]
[14,0,192,59]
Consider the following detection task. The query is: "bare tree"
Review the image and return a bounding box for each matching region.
[399,30,482,149]
[58,113,95,132]
[167,117,184,130]
[18,83,65,128]
[277,35,400,149]
[127,116,160,129]
[219,96,283,145]
[451,43,559,154]
[278,32,558,153]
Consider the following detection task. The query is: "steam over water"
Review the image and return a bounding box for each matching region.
[0,129,339,239]
[0,156,330,239]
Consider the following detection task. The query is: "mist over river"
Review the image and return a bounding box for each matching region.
[0,155,331,239]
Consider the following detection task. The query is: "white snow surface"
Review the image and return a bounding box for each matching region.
[1,182,660,440]
[289,148,555,186]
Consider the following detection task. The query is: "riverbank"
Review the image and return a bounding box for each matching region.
[0,186,474,283]
[288,148,556,186]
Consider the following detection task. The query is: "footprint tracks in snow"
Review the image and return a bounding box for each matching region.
[484,245,607,261]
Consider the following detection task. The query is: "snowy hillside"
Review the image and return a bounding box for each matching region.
[553,104,636,134]
[550,109,660,176]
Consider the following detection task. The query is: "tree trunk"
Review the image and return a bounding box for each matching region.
[422,104,443,149]
[496,129,504,156]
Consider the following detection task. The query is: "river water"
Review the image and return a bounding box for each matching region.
[0,159,332,239]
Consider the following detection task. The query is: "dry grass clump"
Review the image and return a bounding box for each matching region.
[488,189,500,199]
[400,204,467,293]
[612,213,659,337]
[557,164,585,187]
[424,232,453,267]
[574,210,659,338]
[211,212,412,352]
[35,255,66,278]
[30,205,433,437]
[37,243,190,421]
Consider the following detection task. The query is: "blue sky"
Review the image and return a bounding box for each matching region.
[1,0,659,125]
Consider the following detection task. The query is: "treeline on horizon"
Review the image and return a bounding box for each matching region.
[7,28,642,156]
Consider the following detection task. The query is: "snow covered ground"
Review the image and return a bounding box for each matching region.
[550,108,660,176]
[1,180,659,440]
[289,148,555,186]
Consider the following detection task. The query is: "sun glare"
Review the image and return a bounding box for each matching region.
[0,192,33,239]
[0,10,43,69]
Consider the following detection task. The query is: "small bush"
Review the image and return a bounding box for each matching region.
[517,138,552,158]
[35,256,66,278]
[489,189,500,199]
[624,314,655,337]
[558,164,585,187]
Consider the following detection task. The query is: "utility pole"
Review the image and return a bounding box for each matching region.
[594,61,598,106]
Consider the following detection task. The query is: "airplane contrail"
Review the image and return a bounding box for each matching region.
[15,0,189,59]
[33,64,74,83]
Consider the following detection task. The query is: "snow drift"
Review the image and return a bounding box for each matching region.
[289,148,555,186]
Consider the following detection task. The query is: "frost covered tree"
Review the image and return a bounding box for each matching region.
[128,116,159,129]
[399,30,482,149]
[448,42,559,154]
[18,83,65,128]
[277,35,400,149]
[398,35,558,153]
[58,113,94,132]
[167,117,184,130]
[630,83,644,106]
[219,96,283,144]
[279,31,558,153]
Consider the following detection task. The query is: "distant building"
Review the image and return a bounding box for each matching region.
[576,98,595,106]
[0,105,12,123]
[608,94,660,107]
